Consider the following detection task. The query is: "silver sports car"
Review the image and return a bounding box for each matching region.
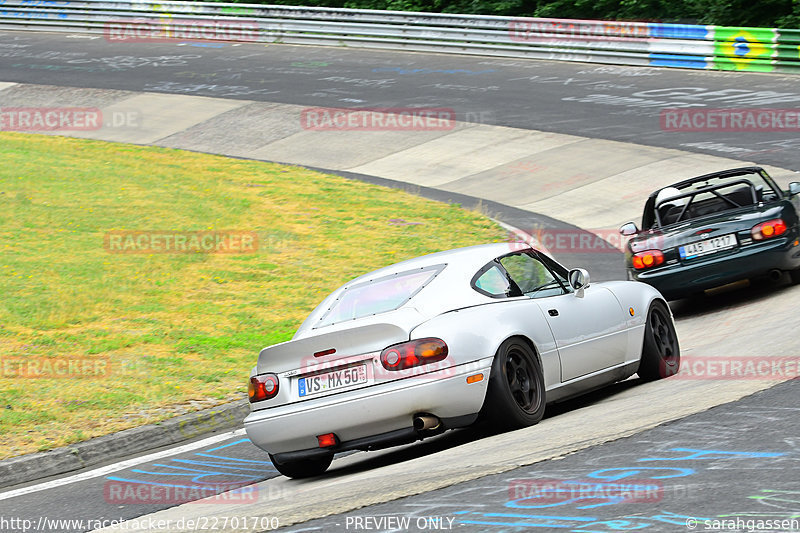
[244,242,679,478]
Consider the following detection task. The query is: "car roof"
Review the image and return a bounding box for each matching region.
[293,242,535,337]
[343,242,527,287]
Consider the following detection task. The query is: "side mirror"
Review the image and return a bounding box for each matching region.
[568,268,591,297]
[619,222,640,236]
[789,182,800,196]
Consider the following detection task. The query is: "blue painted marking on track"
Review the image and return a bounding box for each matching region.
[447,446,785,530]
[102,441,274,495]
[508,497,625,511]
[458,512,597,528]
[204,439,251,452]
[135,463,259,475]
[459,520,575,528]
[130,465,260,483]
[637,448,785,462]
[195,452,272,464]
[170,458,275,472]
[105,476,246,490]
[100,437,275,493]
[642,512,713,525]
[586,467,695,480]
[481,513,597,520]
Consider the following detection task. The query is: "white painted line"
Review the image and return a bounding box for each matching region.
[0,428,247,501]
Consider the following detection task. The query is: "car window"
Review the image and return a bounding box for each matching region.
[539,252,570,288]
[474,265,512,297]
[500,253,566,299]
[316,265,442,327]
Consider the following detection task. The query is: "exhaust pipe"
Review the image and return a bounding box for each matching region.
[769,269,782,282]
[413,414,441,431]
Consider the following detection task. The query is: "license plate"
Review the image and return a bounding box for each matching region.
[679,233,737,260]
[298,364,368,397]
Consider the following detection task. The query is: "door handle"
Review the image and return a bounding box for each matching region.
[548,309,559,317]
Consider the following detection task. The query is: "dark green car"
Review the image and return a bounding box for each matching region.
[619,167,800,300]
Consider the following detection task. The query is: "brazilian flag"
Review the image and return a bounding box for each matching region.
[713,27,777,72]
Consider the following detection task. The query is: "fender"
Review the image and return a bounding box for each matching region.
[410,299,560,390]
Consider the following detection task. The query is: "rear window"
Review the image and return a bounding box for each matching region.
[316,264,444,328]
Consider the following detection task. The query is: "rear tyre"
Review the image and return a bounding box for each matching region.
[268,453,332,479]
[638,300,680,381]
[482,338,546,430]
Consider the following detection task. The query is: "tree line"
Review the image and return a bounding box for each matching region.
[208,0,799,29]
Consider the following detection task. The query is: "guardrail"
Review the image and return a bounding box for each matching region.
[1,0,798,73]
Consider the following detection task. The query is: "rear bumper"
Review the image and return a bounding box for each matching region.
[244,358,492,455]
[632,237,800,298]
[269,412,479,464]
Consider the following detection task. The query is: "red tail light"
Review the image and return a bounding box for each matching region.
[380,338,448,371]
[632,250,665,270]
[317,433,338,448]
[248,374,279,402]
[751,219,787,240]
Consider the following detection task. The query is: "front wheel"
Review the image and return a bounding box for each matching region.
[481,338,546,430]
[638,300,680,381]
[268,453,332,479]
[789,268,800,285]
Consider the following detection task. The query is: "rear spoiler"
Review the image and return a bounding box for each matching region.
[256,322,410,375]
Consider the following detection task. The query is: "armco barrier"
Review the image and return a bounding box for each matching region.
[0,0,798,73]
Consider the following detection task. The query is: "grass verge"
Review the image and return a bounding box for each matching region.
[0,132,506,459]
